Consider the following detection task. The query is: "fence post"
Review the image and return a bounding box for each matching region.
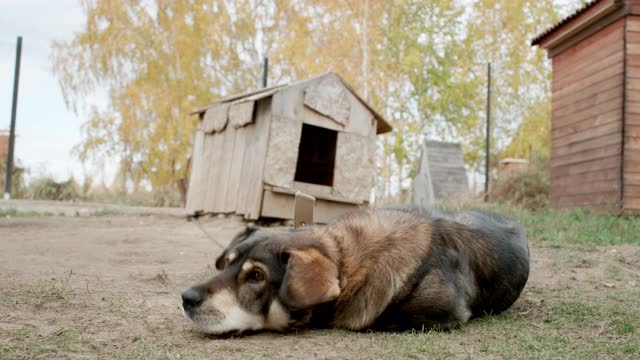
[4,36,22,200]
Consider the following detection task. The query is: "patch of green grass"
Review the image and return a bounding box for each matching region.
[0,208,56,217]
[92,208,121,216]
[0,207,123,218]
[607,264,624,281]
[515,207,640,247]
[617,320,635,335]
[441,202,640,247]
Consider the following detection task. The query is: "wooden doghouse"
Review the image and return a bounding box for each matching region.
[532,0,640,213]
[186,72,392,222]
[411,140,468,207]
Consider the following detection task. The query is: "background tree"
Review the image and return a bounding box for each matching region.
[466,0,561,167]
[52,0,583,204]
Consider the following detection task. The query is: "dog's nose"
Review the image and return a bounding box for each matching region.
[182,287,204,309]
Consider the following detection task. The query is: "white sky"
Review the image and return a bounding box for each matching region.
[0,0,85,182]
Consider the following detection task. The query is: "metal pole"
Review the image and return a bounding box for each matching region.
[484,62,491,200]
[4,36,22,200]
[262,57,269,88]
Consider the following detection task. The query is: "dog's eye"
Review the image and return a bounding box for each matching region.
[246,269,265,284]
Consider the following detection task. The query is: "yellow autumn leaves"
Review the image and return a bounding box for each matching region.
[50,0,576,202]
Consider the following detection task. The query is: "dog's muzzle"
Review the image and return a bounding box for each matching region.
[182,287,204,313]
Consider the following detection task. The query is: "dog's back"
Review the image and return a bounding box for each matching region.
[369,207,530,330]
[433,209,529,315]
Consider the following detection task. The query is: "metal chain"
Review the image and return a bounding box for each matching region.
[191,217,227,250]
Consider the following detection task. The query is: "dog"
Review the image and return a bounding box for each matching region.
[181,207,530,335]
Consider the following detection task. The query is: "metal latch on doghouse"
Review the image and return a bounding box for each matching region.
[293,191,315,228]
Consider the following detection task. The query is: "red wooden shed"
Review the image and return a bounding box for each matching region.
[533,0,640,213]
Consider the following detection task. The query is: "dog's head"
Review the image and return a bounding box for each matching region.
[181,226,340,335]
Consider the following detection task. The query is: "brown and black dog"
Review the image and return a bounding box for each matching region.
[181,207,530,335]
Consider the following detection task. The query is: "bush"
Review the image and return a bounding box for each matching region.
[489,154,549,210]
[28,177,81,201]
[0,157,27,198]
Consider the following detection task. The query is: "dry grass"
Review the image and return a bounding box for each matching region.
[1,271,638,359]
[489,155,549,210]
[1,210,639,359]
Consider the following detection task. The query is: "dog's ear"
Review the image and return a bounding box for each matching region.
[279,248,340,309]
[215,225,258,270]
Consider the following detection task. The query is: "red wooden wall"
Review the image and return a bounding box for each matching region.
[550,18,625,211]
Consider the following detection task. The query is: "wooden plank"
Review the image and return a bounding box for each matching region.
[241,98,273,220]
[623,185,640,200]
[333,132,376,202]
[553,39,622,81]
[345,92,376,137]
[270,86,303,121]
[226,126,247,214]
[624,160,640,172]
[235,127,251,216]
[625,30,640,44]
[552,23,622,71]
[623,197,640,210]
[625,66,640,79]
[263,114,301,189]
[625,149,640,163]
[626,77,640,91]
[625,133,640,150]
[551,16,623,72]
[552,74,622,110]
[551,177,621,195]
[624,131,640,162]
[303,74,351,126]
[216,128,237,213]
[552,191,620,209]
[552,132,621,157]
[625,112,640,125]
[625,54,640,66]
[626,125,640,139]
[260,189,360,224]
[542,11,625,58]
[204,133,224,213]
[627,43,640,56]
[552,60,623,98]
[627,15,640,31]
[552,40,623,86]
[229,101,255,128]
[185,130,206,214]
[552,85,621,118]
[202,103,230,133]
[551,155,620,177]
[553,100,621,129]
[624,172,640,185]
[624,89,640,102]
[625,102,640,114]
[303,106,344,133]
[266,184,364,204]
[264,88,304,189]
[552,166,620,187]
[552,114,621,141]
[260,189,293,220]
[292,181,333,196]
[551,143,621,168]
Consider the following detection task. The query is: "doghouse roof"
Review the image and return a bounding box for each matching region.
[191,72,392,134]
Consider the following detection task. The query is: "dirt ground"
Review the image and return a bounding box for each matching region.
[1,213,639,359]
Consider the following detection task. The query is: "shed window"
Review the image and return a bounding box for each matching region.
[294,124,337,186]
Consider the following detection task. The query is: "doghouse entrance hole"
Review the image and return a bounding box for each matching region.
[294,124,337,187]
